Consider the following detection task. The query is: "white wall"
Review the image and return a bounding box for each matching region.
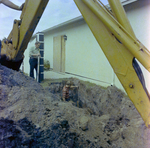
[43,19,114,87]
[44,33,53,68]
[65,23,112,82]
[23,38,36,75]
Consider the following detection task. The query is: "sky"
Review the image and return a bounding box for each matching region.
[0,0,109,39]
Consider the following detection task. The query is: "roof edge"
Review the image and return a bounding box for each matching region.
[33,0,138,38]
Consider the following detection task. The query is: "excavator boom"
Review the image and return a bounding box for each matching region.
[0,0,49,70]
[74,0,150,128]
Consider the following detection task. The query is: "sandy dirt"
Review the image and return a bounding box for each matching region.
[0,64,150,148]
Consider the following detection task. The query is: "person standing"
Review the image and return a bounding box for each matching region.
[0,0,24,10]
[29,41,41,82]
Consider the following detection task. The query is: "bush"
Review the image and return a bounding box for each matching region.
[44,59,50,70]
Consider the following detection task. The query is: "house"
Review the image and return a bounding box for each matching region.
[23,0,150,92]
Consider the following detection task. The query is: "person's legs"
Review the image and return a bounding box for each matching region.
[29,58,34,78]
[29,58,36,78]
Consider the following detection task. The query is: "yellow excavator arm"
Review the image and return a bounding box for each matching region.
[0,0,49,70]
[0,0,150,128]
[74,0,150,128]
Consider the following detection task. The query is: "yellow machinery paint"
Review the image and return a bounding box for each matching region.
[6,0,49,61]
[74,0,150,128]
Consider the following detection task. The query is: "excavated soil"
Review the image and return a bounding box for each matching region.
[0,64,150,148]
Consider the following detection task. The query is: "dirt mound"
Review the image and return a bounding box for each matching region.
[0,64,150,148]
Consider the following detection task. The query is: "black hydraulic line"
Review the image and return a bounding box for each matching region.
[132,57,150,100]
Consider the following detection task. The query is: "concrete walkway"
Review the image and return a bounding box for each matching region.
[44,70,111,88]
[44,70,72,79]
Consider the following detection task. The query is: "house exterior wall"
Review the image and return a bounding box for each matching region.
[44,19,114,87]
[23,0,150,92]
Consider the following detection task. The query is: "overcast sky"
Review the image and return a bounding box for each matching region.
[0,0,109,39]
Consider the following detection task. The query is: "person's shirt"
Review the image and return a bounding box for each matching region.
[29,46,40,58]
